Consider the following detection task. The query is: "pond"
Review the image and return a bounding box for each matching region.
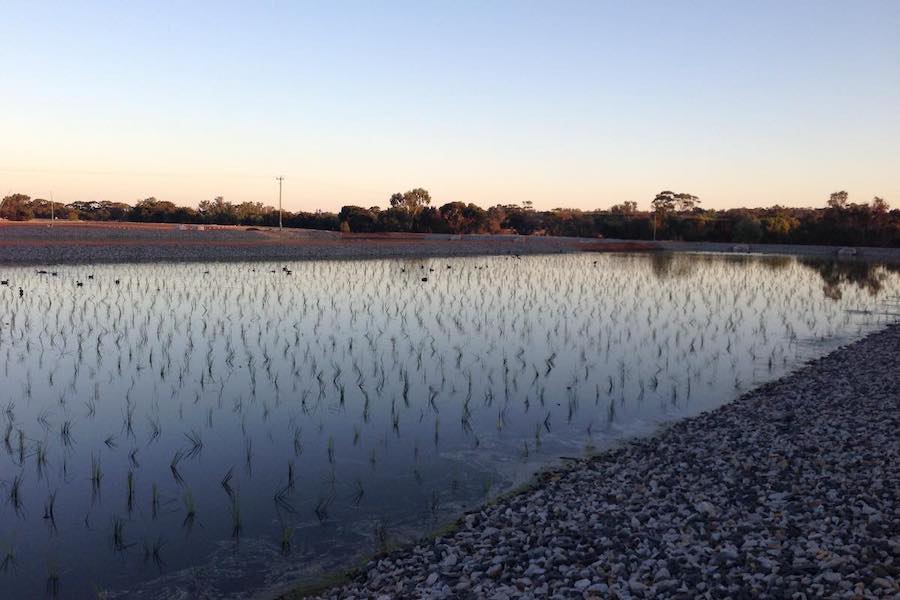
[1,252,899,599]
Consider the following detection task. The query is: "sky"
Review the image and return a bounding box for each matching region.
[1,1,899,212]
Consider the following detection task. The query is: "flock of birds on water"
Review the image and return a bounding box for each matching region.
[0,252,898,599]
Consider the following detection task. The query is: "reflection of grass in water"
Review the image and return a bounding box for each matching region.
[43,489,57,528]
[314,494,334,524]
[90,454,103,494]
[7,471,24,516]
[142,537,166,572]
[111,516,127,552]
[280,525,294,556]
[151,483,159,519]
[182,488,197,533]
[230,493,243,540]
[0,540,15,574]
[126,471,134,514]
[45,558,60,598]
[374,520,390,555]
[169,450,184,485]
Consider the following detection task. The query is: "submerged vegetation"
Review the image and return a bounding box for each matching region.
[0,254,898,598]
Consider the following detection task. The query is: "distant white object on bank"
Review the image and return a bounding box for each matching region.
[732,244,750,252]
[837,247,857,257]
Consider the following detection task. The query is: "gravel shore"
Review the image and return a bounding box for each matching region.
[3,222,900,265]
[0,223,585,264]
[305,324,900,599]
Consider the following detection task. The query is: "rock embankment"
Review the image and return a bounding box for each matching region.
[309,324,900,599]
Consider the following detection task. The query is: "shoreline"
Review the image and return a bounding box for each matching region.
[3,221,900,265]
[292,323,900,599]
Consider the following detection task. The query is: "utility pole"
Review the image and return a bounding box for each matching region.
[276,176,284,234]
[50,191,54,227]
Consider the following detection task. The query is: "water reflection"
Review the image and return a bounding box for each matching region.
[0,253,898,599]
[800,258,900,300]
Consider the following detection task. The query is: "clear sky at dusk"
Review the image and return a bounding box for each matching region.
[2,1,898,212]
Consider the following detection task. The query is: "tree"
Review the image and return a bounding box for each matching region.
[764,211,799,240]
[29,198,48,218]
[131,197,181,222]
[609,201,637,214]
[439,201,469,233]
[827,190,849,210]
[338,205,378,233]
[377,207,412,232]
[502,204,541,235]
[234,201,274,225]
[733,217,764,242]
[286,210,340,231]
[651,191,677,215]
[390,188,431,219]
[675,193,700,212]
[872,196,889,213]
[388,193,404,210]
[67,200,131,221]
[649,191,700,239]
[386,188,432,231]
[545,208,595,237]
[198,196,239,224]
[650,191,678,240]
[0,194,34,221]
[416,206,445,233]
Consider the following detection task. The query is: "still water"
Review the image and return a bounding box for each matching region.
[1,252,899,599]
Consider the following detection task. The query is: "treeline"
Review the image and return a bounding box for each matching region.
[2,189,898,247]
[0,194,339,231]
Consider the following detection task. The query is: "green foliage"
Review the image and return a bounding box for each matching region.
[0,194,34,221]
[763,211,800,240]
[3,189,898,247]
[733,217,764,242]
[828,190,849,210]
[389,188,431,217]
[609,201,637,214]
